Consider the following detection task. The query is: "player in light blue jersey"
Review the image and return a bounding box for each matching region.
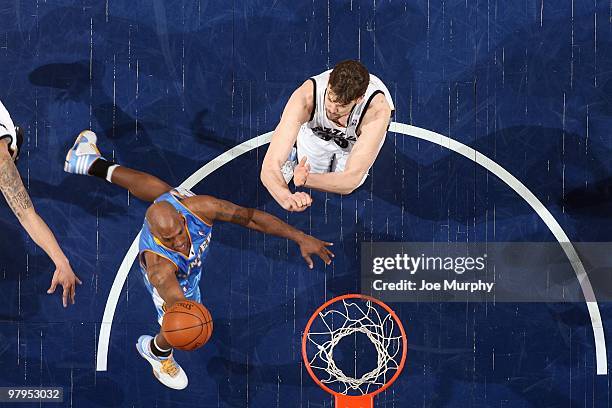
[64,130,334,390]
[139,187,212,325]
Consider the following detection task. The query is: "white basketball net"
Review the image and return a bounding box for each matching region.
[305,299,404,396]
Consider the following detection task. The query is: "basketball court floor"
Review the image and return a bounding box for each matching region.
[1,1,612,406]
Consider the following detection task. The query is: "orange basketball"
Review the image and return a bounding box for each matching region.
[161,300,213,351]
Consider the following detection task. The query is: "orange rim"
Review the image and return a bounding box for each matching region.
[301,294,408,402]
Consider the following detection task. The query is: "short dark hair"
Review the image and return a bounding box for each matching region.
[328,60,369,105]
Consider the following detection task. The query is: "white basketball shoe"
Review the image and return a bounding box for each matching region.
[136,335,188,390]
[64,130,103,175]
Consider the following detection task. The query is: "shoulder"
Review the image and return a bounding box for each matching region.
[180,195,215,225]
[290,79,315,108]
[362,93,392,123]
[280,80,315,123]
[0,138,12,161]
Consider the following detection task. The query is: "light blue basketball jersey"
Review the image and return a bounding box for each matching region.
[138,188,213,321]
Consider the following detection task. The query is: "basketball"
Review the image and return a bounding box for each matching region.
[161,300,213,351]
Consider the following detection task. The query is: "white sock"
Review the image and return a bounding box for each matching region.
[153,336,171,353]
[106,164,119,183]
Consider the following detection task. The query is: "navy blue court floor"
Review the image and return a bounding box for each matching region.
[1,1,612,406]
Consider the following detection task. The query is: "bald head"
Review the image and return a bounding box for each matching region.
[146,201,183,237]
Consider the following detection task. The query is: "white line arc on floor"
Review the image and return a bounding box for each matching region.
[95,123,607,375]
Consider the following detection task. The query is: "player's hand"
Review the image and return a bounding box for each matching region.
[293,157,310,187]
[47,260,82,308]
[281,191,312,212]
[297,234,334,269]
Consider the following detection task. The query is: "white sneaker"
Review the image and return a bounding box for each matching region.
[64,130,103,175]
[281,147,298,184]
[136,335,188,390]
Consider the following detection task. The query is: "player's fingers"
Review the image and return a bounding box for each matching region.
[70,284,76,305]
[295,192,312,207]
[303,254,314,269]
[293,193,308,208]
[298,156,307,167]
[47,278,58,294]
[325,247,335,258]
[288,196,303,208]
[76,276,83,285]
[300,193,312,206]
[62,285,69,308]
[285,195,298,206]
[319,250,331,265]
[297,195,307,207]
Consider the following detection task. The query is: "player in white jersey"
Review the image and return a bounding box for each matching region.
[0,100,81,307]
[261,60,394,212]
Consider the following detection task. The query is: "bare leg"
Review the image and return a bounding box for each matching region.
[108,165,172,202]
[66,130,173,202]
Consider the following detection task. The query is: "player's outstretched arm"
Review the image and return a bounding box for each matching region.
[0,140,81,307]
[261,81,313,212]
[296,93,392,195]
[142,251,186,307]
[189,195,334,269]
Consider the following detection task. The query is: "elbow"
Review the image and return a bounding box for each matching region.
[337,186,355,195]
[148,269,171,289]
[339,186,357,195]
[260,158,276,188]
[338,173,366,195]
[259,166,270,188]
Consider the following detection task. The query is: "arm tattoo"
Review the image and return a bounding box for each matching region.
[216,200,253,225]
[0,158,33,220]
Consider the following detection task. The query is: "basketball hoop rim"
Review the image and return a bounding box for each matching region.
[301,293,408,400]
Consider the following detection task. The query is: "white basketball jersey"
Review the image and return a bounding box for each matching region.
[306,70,394,149]
[0,100,17,158]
